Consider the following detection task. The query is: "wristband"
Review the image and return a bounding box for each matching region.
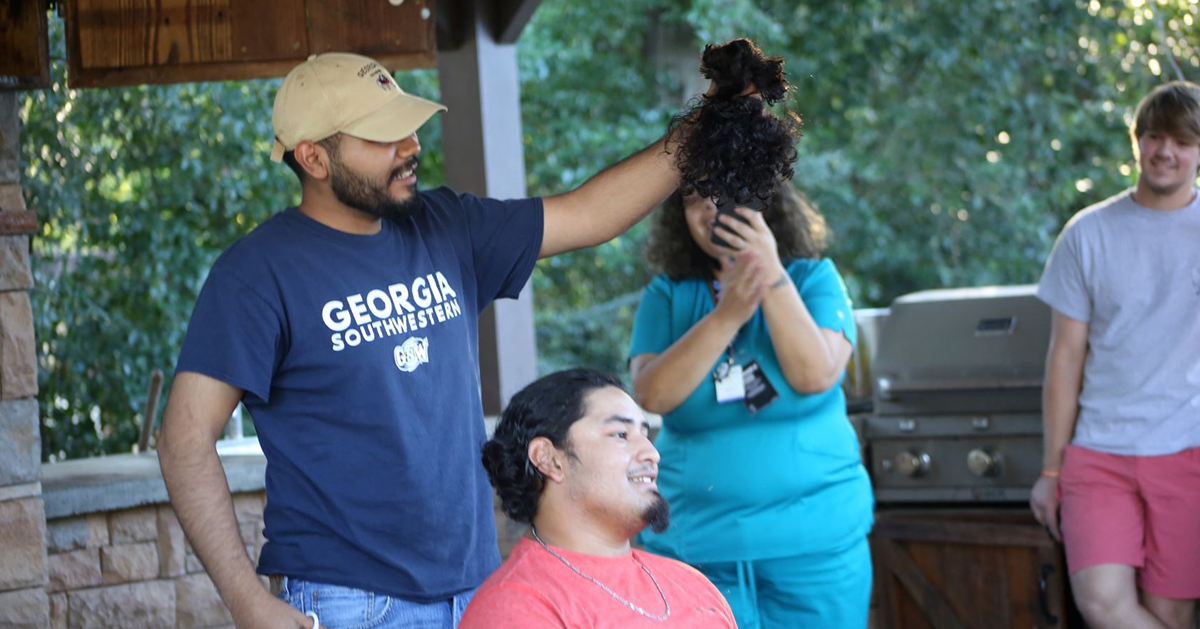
[770,274,789,290]
[1040,468,1061,479]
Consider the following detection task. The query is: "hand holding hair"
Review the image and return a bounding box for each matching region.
[669,38,801,212]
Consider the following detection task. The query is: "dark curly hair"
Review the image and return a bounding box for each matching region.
[481,368,625,524]
[646,181,830,281]
[667,38,801,208]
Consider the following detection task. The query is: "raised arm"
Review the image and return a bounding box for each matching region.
[158,372,312,629]
[631,251,769,415]
[539,138,679,258]
[760,278,852,394]
[1030,309,1088,541]
[713,208,851,394]
[630,314,741,416]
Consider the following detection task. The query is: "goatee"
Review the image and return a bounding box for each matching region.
[643,492,671,534]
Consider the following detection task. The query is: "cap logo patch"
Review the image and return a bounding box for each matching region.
[376,75,393,91]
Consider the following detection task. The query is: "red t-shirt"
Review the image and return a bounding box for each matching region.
[460,538,737,628]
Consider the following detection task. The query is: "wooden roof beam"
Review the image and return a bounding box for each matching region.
[437,0,541,50]
[493,0,540,45]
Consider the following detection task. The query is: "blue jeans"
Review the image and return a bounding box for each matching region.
[276,576,476,629]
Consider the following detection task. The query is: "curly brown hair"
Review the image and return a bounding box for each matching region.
[667,39,801,208]
[645,181,830,281]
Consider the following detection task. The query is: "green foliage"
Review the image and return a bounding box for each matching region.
[522,0,1200,379]
[20,0,1200,458]
[24,70,283,460]
[768,0,1197,304]
[518,0,680,378]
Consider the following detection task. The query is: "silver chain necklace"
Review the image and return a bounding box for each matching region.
[530,527,671,621]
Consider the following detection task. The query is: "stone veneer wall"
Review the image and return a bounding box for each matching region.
[37,485,524,629]
[0,91,51,628]
[43,493,266,629]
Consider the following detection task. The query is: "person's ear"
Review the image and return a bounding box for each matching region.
[293,140,332,181]
[528,437,566,484]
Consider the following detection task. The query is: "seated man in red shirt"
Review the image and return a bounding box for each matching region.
[460,368,738,628]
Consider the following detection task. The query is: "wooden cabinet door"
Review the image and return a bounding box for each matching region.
[872,509,1081,629]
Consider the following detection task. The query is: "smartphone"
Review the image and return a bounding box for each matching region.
[710,196,763,248]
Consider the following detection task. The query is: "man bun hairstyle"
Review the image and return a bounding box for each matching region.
[481,368,625,524]
[667,38,801,210]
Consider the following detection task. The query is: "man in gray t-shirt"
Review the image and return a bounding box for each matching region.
[1031,82,1200,629]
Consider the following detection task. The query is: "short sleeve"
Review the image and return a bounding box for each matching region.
[175,267,284,404]
[1037,222,1092,322]
[629,275,676,358]
[458,584,564,629]
[796,259,857,348]
[460,193,545,304]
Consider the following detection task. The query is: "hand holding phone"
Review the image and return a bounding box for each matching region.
[710,196,763,248]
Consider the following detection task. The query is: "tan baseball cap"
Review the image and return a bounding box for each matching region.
[270,52,447,162]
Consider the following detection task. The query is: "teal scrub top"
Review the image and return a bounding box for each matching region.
[631,258,874,563]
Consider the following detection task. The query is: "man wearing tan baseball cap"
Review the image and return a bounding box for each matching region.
[158,51,708,629]
[268,52,446,164]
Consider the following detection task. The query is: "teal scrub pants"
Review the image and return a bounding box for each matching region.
[696,536,872,629]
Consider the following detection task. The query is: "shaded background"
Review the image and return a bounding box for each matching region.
[20,0,1198,460]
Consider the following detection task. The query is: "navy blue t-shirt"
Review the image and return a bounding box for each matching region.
[176,187,544,601]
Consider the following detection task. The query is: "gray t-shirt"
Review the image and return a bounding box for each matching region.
[1037,188,1200,456]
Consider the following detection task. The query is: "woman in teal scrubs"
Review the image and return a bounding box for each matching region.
[630,182,873,629]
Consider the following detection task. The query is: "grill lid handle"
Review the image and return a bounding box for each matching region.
[876,377,1042,399]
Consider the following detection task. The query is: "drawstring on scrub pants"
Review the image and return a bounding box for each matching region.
[736,560,760,629]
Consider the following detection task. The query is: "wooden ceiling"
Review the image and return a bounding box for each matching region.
[1,0,543,90]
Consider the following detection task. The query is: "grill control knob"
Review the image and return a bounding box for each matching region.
[967,449,1002,477]
[894,451,931,477]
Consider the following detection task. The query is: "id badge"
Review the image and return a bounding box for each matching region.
[714,361,746,403]
[742,360,779,414]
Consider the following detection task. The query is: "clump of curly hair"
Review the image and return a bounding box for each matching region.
[667,38,801,208]
[646,181,830,281]
[481,368,625,524]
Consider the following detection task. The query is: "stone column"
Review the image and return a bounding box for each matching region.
[0,91,50,628]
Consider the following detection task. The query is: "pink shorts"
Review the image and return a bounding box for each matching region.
[1059,444,1200,599]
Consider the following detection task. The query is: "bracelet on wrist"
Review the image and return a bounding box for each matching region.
[769,274,788,290]
[1040,468,1061,479]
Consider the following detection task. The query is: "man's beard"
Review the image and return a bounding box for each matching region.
[329,156,422,221]
[643,492,671,534]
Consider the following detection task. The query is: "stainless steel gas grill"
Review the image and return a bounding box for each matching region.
[862,286,1082,628]
[864,285,1052,504]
